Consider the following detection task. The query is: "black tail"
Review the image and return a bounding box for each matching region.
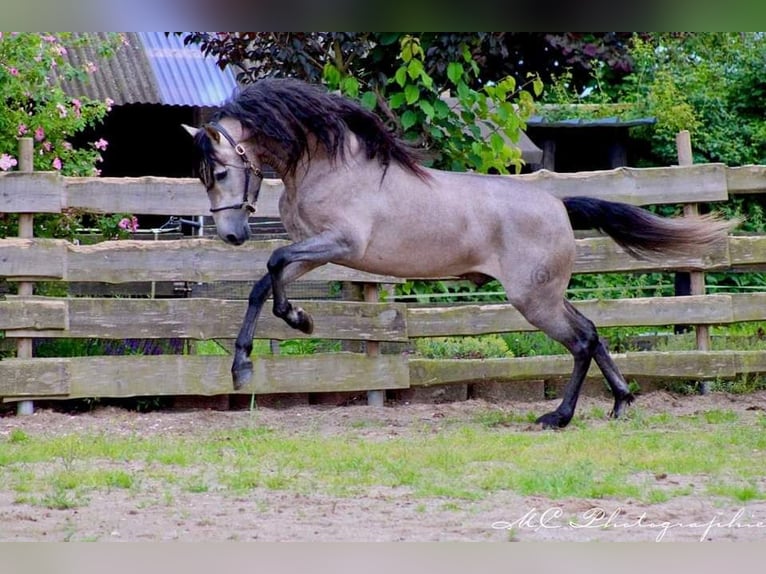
[563,196,734,260]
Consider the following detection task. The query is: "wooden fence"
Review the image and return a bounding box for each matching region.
[2,158,766,406]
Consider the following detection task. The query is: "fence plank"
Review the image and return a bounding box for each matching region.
[63,177,285,217]
[406,294,746,338]
[516,163,729,205]
[8,293,763,341]
[573,236,732,273]
[727,236,766,269]
[0,353,409,398]
[0,165,739,217]
[4,298,408,342]
[0,238,401,284]
[409,350,755,386]
[0,235,752,283]
[726,165,766,196]
[0,238,67,280]
[0,297,68,331]
[0,172,62,212]
[0,359,70,396]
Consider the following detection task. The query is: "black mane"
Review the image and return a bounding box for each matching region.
[201,78,427,179]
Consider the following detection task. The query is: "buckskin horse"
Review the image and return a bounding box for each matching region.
[183,78,733,428]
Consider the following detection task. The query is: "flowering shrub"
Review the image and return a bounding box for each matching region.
[0,33,139,240]
[0,32,124,176]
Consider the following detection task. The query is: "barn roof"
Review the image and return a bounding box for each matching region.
[61,32,238,107]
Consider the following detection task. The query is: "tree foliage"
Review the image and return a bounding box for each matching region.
[180,32,649,173]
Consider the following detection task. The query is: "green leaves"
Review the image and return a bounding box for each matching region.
[447,62,464,85]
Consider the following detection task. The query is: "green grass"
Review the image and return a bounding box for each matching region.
[2,408,765,510]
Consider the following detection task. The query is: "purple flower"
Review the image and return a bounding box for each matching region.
[118,216,139,232]
[94,138,108,151]
[0,154,18,171]
[34,126,45,141]
[17,124,28,137]
[52,157,62,170]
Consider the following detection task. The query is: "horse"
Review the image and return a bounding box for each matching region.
[183,77,734,428]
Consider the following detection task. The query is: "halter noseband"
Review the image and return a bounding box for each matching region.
[206,121,264,214]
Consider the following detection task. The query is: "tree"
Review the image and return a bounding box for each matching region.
[182,33,560,174]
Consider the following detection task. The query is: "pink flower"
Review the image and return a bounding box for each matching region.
[8,67,19,76]
[62,142,73,151]
[42,141,52,152]
[105,98,114,112]
[0,154,18,171]
[94,138,108,151]
[118,216,139,232]
[17,124,28,136]
[34,126,45,141]
[56,103,67,118]
[85,61,97,74]
[52,157,62,170]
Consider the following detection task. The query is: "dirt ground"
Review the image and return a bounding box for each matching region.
[2,390,766,542]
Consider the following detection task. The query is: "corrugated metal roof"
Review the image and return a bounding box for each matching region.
[60,32,237,107]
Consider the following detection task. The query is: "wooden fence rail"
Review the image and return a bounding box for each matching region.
[1,163,766,404]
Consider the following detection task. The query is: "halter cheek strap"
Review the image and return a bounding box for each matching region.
[206,121,264,214]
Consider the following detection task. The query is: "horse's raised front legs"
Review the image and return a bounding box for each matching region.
[266,232,356,331]
[231,232,356,389]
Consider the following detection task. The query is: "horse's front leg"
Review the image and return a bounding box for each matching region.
[232,273,272,389]
[267,233,356,334]
[231,260,318,389]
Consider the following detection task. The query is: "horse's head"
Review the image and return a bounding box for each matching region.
[182,119,263,246]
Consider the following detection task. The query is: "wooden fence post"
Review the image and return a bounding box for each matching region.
[364,282,386,407]
[676,130,712,394]
[16,138,35,415]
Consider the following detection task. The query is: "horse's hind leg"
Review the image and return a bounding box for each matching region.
[518,299,635,426]
[520,299,600,428]
[593,339,635,418]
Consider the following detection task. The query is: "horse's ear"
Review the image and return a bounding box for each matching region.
[203,124,221,143]
[181,124,199,138]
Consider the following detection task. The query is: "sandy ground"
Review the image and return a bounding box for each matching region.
[2,390,766,542]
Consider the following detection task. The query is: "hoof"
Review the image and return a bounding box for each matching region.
[535,411,571,429]
[232,360,253,390]
[291,307,314,335]
[297,310,314,335]
[609,392,636,419]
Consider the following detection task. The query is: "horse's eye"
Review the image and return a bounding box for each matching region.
[215,170,228,182]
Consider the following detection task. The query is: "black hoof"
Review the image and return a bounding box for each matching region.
[609,392,636,419]
[536,411,571,429]
[232,360,253,390]
[293,308,314,335]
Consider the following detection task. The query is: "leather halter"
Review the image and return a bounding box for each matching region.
[206,121,263,213]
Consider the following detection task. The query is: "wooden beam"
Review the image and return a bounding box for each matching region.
[0,297,68,331]
[0,164,741,218]
[0,353,410,399]
[5,298,408,342]
[408,350,761,387]
[406,294,754,338]
[0,238,402,284]
[515,163,729,205]
[726,165,766,196]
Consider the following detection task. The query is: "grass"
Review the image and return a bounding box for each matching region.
[2,408,766,510]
